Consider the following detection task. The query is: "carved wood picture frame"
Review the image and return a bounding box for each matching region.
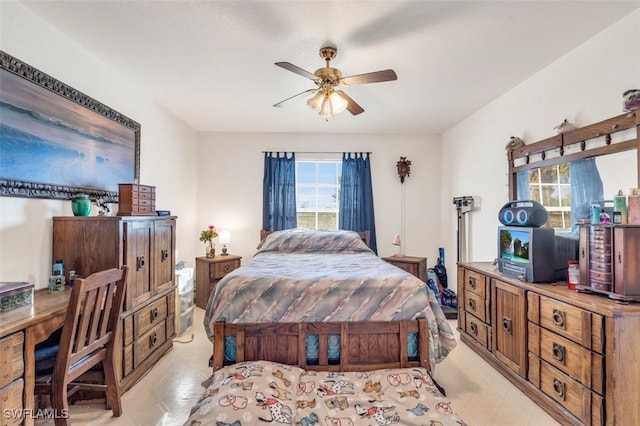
[0,51,140,202]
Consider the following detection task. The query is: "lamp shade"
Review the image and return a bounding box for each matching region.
[219,230,231,244]
[307,91,324,111]
[329,91,348,114]
[391,234,401,246]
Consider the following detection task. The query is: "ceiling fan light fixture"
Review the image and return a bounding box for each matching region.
[319,94,334,120]
[275,45,397,120]
[330,91,348,114]
[306,90,324,111]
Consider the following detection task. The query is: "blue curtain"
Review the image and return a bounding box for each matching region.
[516,170,531,200]
[339,152,377,253]
[570,158,604,232]
[262,152,297,231]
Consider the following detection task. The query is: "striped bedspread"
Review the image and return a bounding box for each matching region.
[203,229,457,364]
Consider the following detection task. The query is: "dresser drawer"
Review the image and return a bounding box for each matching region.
[463,311,490,350]
[134,320,167,368]
[528,323,604,394]
[464,290,489,323]
[0,378,23,425]
[393,262,418,276]
[134,296,168,337]
[210,259,241,280]
[528,294,604,353]
[0,332,24,388]
[463,269,487,299]
[528,355,604,426]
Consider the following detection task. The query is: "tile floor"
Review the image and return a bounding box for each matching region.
[36,308,560,425]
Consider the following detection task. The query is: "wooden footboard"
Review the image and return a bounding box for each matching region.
[212,318,430,373]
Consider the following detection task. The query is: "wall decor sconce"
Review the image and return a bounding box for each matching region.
[396,157,411,183]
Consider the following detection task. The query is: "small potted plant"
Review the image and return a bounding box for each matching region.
[200,225,219,258]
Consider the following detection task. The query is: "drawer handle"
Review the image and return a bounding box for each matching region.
[150,332,158,348]
[224,264,230,273]
[468,277,476,289]
[468,298,476,311]
[552,378,565,400]
[137,255,146,271]
[151,307,159,321]
[552,342,566,364]
[552,309,566,329]
[162,249,169,262]
[470,322,478,335]
[502,317,512,335]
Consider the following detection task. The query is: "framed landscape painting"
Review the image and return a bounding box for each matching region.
[0,51,140,202]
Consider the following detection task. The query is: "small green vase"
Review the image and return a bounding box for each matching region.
[71,194,92,216]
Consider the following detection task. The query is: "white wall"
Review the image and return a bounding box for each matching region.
[196,133,443,265]
[441,10,640,292]
[3,2,638,293]
[0,2,199,289]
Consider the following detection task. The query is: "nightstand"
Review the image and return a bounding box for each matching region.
[382,255,427,281]
[195,255,242,309]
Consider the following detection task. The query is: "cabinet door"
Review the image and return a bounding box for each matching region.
[493,278,527,377]
[124,220,153,309]
[613,226,640,297]
[154,219,176,294]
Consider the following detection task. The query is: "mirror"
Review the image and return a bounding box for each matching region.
[516,151,638,229]
[508,111,640,230]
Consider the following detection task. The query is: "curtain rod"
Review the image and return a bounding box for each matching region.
[261,151,372,154]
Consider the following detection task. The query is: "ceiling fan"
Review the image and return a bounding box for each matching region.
[273,45,398,120]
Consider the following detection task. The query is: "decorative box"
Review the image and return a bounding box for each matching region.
[0,281,34,313]
[118,183,156,216]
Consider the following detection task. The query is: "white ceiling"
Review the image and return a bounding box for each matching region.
[21,1,640,134]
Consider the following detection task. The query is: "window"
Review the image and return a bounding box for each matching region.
[528,164,571,228]
[295,160,341,230]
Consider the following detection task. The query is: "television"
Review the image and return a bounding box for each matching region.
[497,226,578,283]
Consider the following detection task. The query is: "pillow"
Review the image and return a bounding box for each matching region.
[256,228,371,254]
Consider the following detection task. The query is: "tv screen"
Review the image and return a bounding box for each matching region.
[499,228,530,264]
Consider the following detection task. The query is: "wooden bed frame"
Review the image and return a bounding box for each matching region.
[212,318,430,373]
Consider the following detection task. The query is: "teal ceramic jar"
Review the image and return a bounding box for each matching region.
[71,194,92,216]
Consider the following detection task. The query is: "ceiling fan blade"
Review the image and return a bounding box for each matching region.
[336,90,364,115]
[340,69,397,86]
[273,89,316,108]
[275,62,318,80]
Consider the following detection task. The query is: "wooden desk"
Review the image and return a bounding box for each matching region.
[0,288,70,426]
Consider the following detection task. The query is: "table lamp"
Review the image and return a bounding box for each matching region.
[219,230,231,256]
[392,234,403,256]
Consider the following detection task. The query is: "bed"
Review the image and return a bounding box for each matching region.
[203,229,457,371]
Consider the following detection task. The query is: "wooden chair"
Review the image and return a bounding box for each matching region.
[34,266,128,425]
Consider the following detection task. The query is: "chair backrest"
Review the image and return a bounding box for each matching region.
[53,266,128,384]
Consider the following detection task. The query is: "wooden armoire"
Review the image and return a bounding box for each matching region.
[52,215,176,393]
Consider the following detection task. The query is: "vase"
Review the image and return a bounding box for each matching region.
[206,242,215,258]
[71,194,92,216]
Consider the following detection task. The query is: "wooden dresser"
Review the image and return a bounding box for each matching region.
[457,261,640,426]
[195,255,242,309]
[382,255,427,281]
[52,215,176,393]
